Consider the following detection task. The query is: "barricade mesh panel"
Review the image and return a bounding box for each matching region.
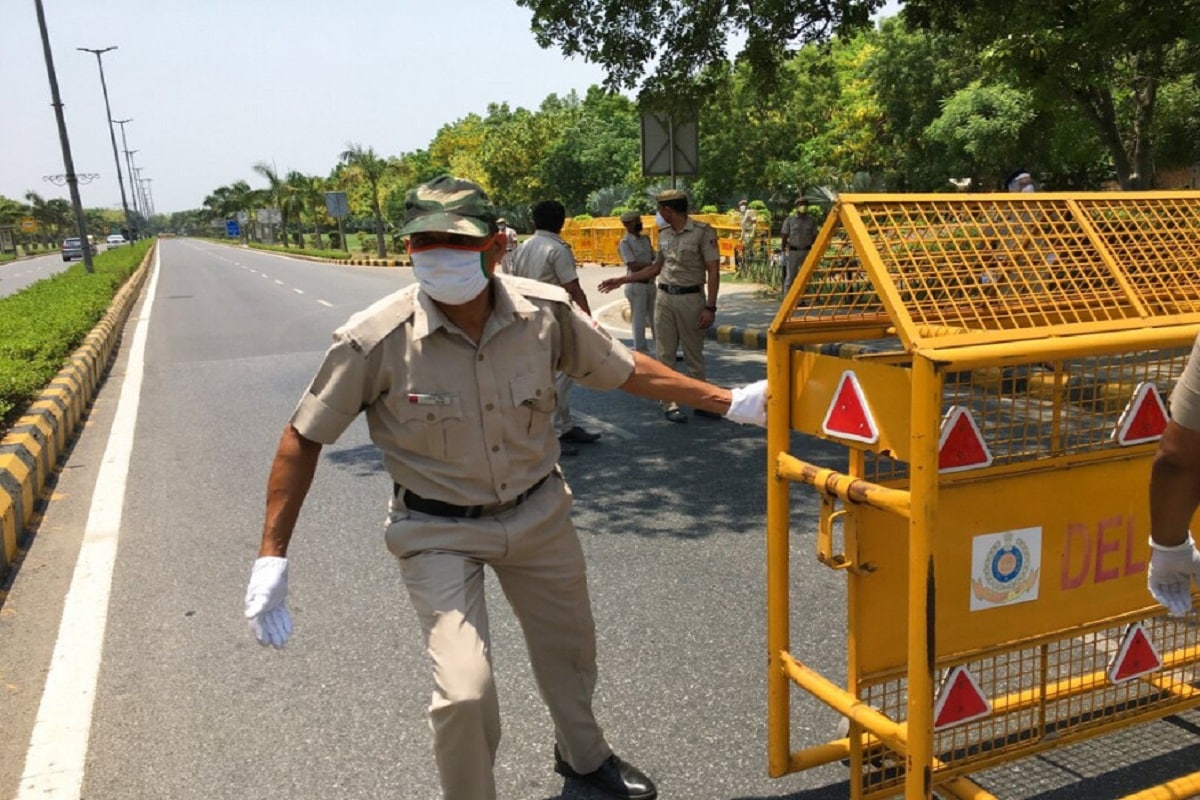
[856,617,1200,799]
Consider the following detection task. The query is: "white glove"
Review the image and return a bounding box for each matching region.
[725,379,768,426]
[1147,535,1200,617]
[244,556,293,648]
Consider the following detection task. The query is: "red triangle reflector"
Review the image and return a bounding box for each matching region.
[821,371,879,444]
[938,406,993,473]
[1112,381,1168,446]
[1106,622,1162,684]
[933,665,991,729]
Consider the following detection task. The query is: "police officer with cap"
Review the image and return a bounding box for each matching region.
[243,175,768,800]
[598,210,656,353]
[650,188,722,423]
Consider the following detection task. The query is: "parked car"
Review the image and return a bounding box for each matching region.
[105,234,127,246]
[61,237,83,262]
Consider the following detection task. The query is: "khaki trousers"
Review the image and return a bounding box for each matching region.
[385,472,611,800]
[654,290,706,411]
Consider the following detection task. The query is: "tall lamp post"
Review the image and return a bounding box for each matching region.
[113,119,140,229]
[78,46,133,243]
[33,0,92,272]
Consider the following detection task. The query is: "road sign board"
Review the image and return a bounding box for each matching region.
[325,191,349,219]
[641,111,699,177]
[226,220,241,237]
[20,216,36,233]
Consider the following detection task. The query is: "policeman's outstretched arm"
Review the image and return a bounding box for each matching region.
[245,424,323,647]
[1147,419,1200,616]
[618,351,767,427]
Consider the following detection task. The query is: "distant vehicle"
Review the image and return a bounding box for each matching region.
[61,237,84,262]
[106,234,127,246]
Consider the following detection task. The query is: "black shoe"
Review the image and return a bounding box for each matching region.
[560,442,579,457]
[560,425,601,443]
[663,408,688,424]
[554,747,657,800]
[693,408,723,420]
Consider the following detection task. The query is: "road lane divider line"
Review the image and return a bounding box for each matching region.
[15,246,161,800]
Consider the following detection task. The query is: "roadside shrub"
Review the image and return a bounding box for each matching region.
[0,240,151,433]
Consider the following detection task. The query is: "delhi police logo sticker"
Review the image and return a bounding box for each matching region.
[969,527,1042,611]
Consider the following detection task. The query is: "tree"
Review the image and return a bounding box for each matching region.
[202,180,254,241]
[287,171,326,250]
[253,162,293,248]
[338,143,392,258]
[537,88,641,212]
[904,0,1200,188]
[518,0,884,106]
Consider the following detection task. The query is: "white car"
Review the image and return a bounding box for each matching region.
[106,234,127,246]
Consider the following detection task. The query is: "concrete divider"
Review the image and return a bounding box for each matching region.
[0,244,154,582]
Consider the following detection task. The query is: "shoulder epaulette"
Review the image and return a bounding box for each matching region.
[336,284,419,354]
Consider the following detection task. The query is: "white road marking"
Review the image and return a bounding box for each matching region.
[293,288,304,295]
[317,299,333,307]
[15,246,161,799]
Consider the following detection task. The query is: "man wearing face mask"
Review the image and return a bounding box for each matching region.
[242,175,769,800]
[1006,169,1036,192]
[597,211,656,353]
[507,199,601,455]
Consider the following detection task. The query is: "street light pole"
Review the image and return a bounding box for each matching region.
[32,0,92,272]
[113,118,140,228]
[78,46,133,244]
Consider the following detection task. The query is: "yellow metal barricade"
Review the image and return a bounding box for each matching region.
[560,213,749,269]
[767,192,1200,799]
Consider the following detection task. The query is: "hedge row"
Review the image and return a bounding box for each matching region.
[0,241,152,432]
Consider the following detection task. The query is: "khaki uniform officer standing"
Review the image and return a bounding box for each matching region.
[652,188,721,423]
[598,210,656,353]
[242,175,770,800]
[508,199,601,454]
[1147,332,1200,615]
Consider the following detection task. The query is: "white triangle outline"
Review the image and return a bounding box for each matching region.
[1105,621,1162,684]
[1112,381,1168,446]
[937,405,994,473]
[933,665,992,730]
[820,370,879,444]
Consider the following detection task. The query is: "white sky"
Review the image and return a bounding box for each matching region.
[2,0,612,215]
[3,1,902,216]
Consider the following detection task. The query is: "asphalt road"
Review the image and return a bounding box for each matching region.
[0,243,131,299]
[2,239,1199,800]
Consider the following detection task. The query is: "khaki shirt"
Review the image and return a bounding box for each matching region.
[617,233,654,273]
[656,218,719,287]
[1171,333,1200,432]
[508,229,577,287]
[781,212,817,250]
[290,275,635,505]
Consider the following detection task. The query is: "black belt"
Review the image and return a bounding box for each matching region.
[396,473,551,519]
[657,283,702,295]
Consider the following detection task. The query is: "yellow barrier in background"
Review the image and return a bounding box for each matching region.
[766,192,1200,799]
[560,213,769,268]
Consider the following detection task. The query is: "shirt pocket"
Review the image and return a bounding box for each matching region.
[388,393,466,460]
[509,371,556,439]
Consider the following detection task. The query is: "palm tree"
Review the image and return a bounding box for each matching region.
[202,180,254,241]
[287,171,325,250]
[252,162,291,247]
[339,143,391,259]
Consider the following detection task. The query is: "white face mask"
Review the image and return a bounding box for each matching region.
[655,211,668,228]
[1021,183,1036,193]
[411,247,490,305]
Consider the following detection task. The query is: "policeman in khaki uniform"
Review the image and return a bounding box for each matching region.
[598,210,656,353]
[1148,333,1200,616]
[242,175,768,800]
[651,188,722,423]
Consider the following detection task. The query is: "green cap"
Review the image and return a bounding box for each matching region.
[399,175,497,237]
